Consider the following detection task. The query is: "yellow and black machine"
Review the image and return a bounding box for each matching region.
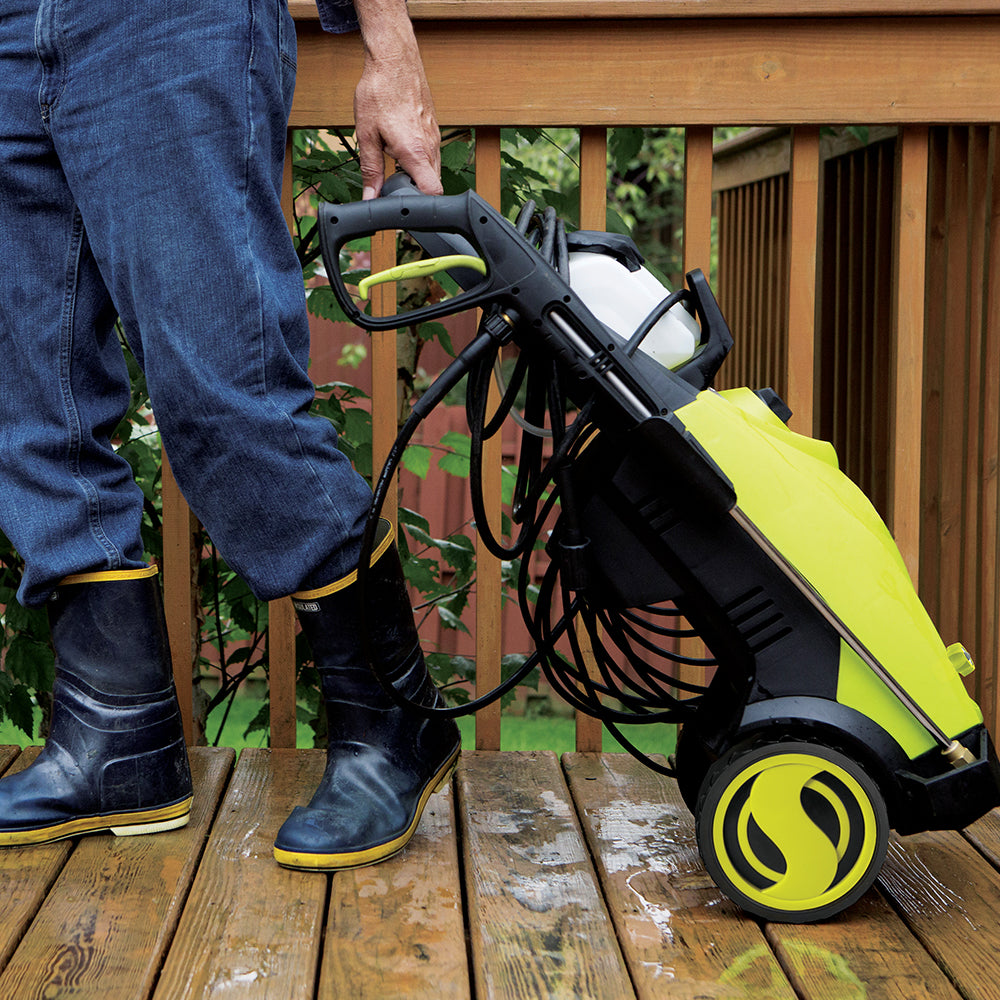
[318,175,1000,922]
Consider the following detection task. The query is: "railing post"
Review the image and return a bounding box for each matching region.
[371,157,400,527]
[683,126,714,279]
[161,453,198,746]
[268,132,302,750]
[679,126,716,694]
[574,126,609,754]
[473,127,504,752]
[891,125,930,585]
[787,126,820,435]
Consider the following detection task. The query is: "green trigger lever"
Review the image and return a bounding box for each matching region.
[358,254,487,300]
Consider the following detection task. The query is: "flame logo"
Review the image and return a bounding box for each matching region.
[738,763,842,899]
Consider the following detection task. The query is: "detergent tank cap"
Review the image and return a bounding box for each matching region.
[568,249,700,371]
[946,642,975,676]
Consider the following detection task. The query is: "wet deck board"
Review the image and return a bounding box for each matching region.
[0,744,998,999]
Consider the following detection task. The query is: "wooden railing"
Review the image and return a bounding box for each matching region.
[161,2,1000,749]
[713,123,1000,737]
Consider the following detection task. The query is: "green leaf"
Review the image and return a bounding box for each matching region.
[306,285,352,323]
[439,431,471,455]
[417,322,456,357]
[440,140,472,173]
[436,605,470,634]
[401,444,431,480]
[399,506,431,535]
[243,702,270,739]
[5,636,54,690]
[403,556,439,593]
[3,600,49,639]
[438,430,471,478]
[438,452,469,478]
[610,127,645,172]
[437,534,475,574]
[5,684,35,738]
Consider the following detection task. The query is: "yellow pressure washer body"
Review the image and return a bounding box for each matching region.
[318,178,1000,923]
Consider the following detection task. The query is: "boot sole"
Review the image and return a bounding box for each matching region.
[0,796,193,847]
[273,747,460,872]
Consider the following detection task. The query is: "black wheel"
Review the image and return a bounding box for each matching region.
[695,740,889,923]
[673,724,717,815]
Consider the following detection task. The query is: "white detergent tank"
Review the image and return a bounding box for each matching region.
[568,251,701,370]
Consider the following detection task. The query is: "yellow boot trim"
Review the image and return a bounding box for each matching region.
[59,566,159,586]
[0,795,193,847]
[272,747,460,871]
[291,520,395,602]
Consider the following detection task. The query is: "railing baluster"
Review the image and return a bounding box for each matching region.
[678,126,717,693]
[787,126,820,435]
[683,126,714,278]
[571,127,609,754]
[473,127,504,752]
[891,125,930,584]
[371,158,399,527]
[162,453,198,746]
[267,134,302,751]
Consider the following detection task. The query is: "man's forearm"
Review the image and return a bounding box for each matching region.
[352,0,422,66]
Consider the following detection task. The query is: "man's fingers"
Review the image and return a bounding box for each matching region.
[357,132,385,200]
[397,151,443,196]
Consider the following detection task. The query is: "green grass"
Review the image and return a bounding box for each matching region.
[0,713,42,748]
[204,691,674,756]
[3,694,676,759]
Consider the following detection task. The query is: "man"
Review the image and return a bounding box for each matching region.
[0,0,460,870]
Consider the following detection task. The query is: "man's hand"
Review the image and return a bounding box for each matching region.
[353,0,442,199]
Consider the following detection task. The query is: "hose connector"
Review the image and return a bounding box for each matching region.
[943,739,976,768]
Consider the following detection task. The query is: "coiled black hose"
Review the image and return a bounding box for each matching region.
[358,200,716,776]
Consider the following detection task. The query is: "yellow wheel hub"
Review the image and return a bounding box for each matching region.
[697,742,888,922]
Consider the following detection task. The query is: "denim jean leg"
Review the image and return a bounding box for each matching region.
[0,0,148,607]
[48,0,371,600]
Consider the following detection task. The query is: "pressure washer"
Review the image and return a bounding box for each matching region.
[316,173,1000,923]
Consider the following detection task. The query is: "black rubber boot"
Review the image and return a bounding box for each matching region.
[273,521,461,870]
[0,568,193,846]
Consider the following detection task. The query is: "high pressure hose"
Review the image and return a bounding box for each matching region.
[356,197,714,777]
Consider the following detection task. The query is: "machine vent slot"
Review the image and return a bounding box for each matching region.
[637,494,682,535]
[725,588,793,654]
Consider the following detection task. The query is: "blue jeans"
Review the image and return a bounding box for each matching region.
[0,0,370,607]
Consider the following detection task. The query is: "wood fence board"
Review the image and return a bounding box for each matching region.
[563,752,797,1000]
[876,829,1000,1000]
[152,749,327,1000]
[0,747,232,1000]
[456,751,635,1000]
[318,784,470,999]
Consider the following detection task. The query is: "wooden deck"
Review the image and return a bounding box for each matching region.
[3,745,1000,999]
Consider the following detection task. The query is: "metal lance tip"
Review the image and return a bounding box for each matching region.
[943,740,976,768]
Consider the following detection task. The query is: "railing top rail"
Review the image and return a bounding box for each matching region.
[290,1,1000,19]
